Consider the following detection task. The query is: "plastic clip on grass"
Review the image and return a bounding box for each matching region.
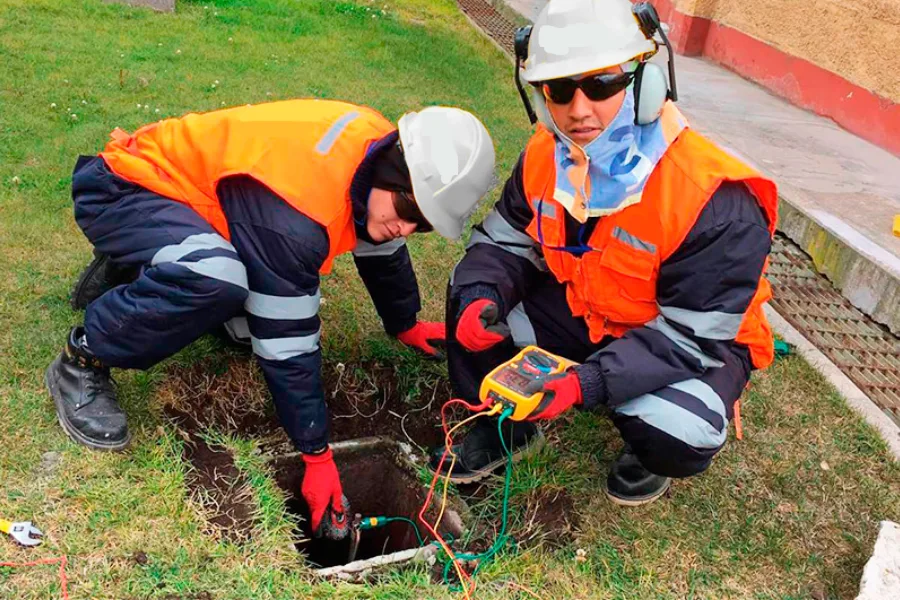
[774,339,792,358]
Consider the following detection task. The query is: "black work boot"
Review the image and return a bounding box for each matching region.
[606,445,671,506]
[45,327,130,451]
[70,250,140,310]
[427,416,544,484]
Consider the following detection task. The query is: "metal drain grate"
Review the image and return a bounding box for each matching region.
[456,0,900,427]
[457,0,518,53]
[767,235,900,426]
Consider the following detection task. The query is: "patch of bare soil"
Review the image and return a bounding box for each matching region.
[513,487,579,549]
[324,362,451,449]
[157,356,453,453]
[159,355,469,556]
[168,410,256,543]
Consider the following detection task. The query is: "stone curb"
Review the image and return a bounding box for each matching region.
[778,198,900,336]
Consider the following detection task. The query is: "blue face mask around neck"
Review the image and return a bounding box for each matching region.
[549,87,687,223]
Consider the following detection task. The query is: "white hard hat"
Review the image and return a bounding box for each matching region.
[522,0,657,83]
[398,107,496,240]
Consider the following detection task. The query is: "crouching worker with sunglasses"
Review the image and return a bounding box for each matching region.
[432,0,778,506]
[50,100,495,539]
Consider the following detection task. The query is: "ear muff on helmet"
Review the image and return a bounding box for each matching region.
[514,25,537,125]
[632,61,669,125]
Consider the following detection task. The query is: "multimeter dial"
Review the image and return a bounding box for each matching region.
[523,351,557,372]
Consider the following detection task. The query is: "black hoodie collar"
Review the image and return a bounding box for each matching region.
[350,130,401,243]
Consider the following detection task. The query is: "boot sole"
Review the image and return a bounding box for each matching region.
[45,357,131,452]
[436,429,546,485]
[606,478,671,507]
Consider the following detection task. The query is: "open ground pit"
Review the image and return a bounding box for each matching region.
[271,445,463,568]
[161,354,476,569]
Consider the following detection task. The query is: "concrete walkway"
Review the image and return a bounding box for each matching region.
[504,0,900,335]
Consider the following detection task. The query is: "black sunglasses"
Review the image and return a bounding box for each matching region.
[539,72,635,105]
[393,190,433,233]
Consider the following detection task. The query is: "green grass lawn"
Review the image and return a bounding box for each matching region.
[1,1,898,598]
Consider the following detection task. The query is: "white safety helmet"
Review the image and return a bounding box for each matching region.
[522,0,656,83]
[515,0,675,128]
[398,107,496,240]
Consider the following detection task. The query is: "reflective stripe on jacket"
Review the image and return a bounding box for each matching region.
[100,99,396,273]
[521,125,778,369]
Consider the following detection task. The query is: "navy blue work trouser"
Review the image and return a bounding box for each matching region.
[72,156,249,369]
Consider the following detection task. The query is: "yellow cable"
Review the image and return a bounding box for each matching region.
[427,404,503,598]
[433,405,503,563]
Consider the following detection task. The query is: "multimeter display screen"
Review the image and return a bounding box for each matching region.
[493,366,533,394]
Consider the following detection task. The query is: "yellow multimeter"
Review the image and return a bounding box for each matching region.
[479,346,579,421]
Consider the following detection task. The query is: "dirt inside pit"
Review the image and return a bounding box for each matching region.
[158,356,453,454]
[272,447,461,568]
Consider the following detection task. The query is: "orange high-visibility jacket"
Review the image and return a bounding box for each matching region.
[100,100,396,273]
[522,126,778,369]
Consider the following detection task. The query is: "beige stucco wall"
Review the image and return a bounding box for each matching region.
[674,0,900,102]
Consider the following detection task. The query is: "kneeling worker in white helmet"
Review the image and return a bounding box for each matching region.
[432,0,778,505]
[50,99,495,539]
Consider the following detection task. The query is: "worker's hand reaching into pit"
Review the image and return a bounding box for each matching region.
[301,447,350,539]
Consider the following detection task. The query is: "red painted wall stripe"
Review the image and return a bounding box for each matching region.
[640,0,900,156]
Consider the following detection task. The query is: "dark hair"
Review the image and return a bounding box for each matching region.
[371,140,413,195]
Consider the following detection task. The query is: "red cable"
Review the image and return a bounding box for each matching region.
[419,428,472,595]
[417,398,492,598]
[0,555,69,600]
[418,443,473,595]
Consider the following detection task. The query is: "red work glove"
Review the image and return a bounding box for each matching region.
[301,448,348,539]
[524,371,583,421]
[397,321,446,359]
[455,299,510,352]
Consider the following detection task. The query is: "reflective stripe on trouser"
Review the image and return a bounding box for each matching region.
[610,347,750,478]
[73,156,249,369]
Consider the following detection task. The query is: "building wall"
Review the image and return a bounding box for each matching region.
[673,0,900,102]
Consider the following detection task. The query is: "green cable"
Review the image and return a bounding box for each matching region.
[381,517,425,546]
[353,406,516,587]
[442,405,516,588]
[357,516,456,550]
